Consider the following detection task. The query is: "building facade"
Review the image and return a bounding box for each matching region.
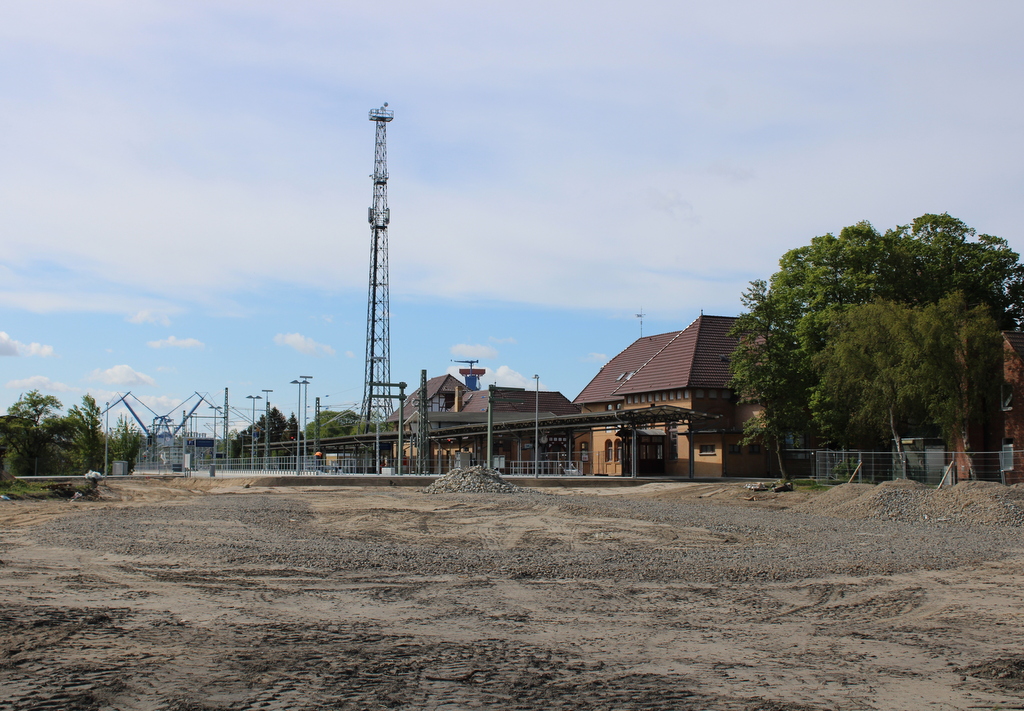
[573,314,770,477]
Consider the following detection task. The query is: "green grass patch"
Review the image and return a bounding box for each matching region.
[0,478,96,500]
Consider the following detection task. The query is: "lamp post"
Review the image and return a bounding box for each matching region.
[290,377,311,474]
[246,395,262,462]
[262,389,273,465]
[104,401,110,476]
[208,404,222,465]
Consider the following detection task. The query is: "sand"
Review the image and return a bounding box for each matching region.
[2,477,1023,710]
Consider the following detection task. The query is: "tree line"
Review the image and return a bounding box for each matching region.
[0,391,143,477]
[729,213,1023,478]
[0,390,367,476]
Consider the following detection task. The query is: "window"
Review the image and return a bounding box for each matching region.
[614,440,622,462]
[709,389,717,398]
[699,444,715,455]
[728,444,742,454]
[605,440,613,462]
[606,404,613,411]
[695,389,704,399]
[748,444,761,454]
[683,389,690,400]
[1003,383,1013,411]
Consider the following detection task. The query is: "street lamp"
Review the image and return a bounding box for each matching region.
[208,404,222,464]
[290,377,312,474]
[104,401,110,476]
[246,395,262,462]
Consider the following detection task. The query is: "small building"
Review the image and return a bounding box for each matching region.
[573,314,770,477]
[388,374,581,471]
[983,331,1024,484]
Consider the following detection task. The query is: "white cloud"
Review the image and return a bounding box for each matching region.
[128,310,172,326]
[5,375,78,393]
[489,336,517,345]
[88,364,156,387]
[273,333,336,357]
[132,394,188,415]
[345,350,355,358]
[450,343,498,360]
[582,352,608,363]
[0,331,56,357]
[485,366,540,390]
[446,364,544,390]
[147,336,204,349]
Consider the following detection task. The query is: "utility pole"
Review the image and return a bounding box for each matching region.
[416,370,428,474]
[361,103,395,430]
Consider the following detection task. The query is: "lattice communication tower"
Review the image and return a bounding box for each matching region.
[360,103,395,425]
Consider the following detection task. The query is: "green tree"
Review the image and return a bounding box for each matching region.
[915,293,1002,477]
[732,214,1022,457]
[813,301,927,450]
[108,416,143,474]
[1,391,72,476]
[307,409,361,440]
[66,394,105,473]
[730,280,813,480]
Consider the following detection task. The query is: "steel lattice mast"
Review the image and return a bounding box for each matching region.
[360,103,395,426]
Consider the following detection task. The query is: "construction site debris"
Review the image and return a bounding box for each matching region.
[423,466,536,495]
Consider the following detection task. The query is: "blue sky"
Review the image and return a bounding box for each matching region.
[2,1,1023,429]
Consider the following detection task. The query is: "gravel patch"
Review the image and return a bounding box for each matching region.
[27,488,1024,585]
[794,479,1024,526]
[424,466,538,494]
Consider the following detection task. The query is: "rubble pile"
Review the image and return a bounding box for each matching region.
[797,479,1024,526]
[423,466,535,495]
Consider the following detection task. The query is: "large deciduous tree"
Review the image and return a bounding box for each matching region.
[108,416,143,474]
[813,300,924,451]
[1,391,72,476]
[66,394,105,473]
[731,214,1021,465]
[730,280,813,480]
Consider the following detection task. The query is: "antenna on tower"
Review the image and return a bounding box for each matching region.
[360,103,396,428]
[636,307,646,338]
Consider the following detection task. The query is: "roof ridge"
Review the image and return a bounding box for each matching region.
[610,327,687,395]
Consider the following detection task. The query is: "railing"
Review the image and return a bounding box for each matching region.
[133,454,592,478]
[813,450,1020,486]
[504,460,586,477]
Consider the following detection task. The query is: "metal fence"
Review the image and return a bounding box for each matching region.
[134,454,590,478]
[812,449,1019,486]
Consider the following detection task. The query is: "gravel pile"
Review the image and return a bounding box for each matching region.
[795,479,1024,526]
[423,466,536,494]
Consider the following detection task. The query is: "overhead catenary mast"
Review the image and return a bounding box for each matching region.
[360,103,395,427]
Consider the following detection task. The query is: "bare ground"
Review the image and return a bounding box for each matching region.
[1,478,1023,710]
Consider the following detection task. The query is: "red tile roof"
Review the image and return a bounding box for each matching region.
[574,315,738,404]
[460,389,580,415]
[1005,331,1024,356]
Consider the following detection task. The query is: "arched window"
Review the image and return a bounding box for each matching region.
[605,440,613,463]
[614,439,622,462]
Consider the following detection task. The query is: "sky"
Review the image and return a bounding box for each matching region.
[2,0,1023,431]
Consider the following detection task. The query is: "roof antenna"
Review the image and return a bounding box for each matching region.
[636,307,645,338]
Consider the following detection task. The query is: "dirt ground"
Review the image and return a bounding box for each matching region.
[2,478,1024,710]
